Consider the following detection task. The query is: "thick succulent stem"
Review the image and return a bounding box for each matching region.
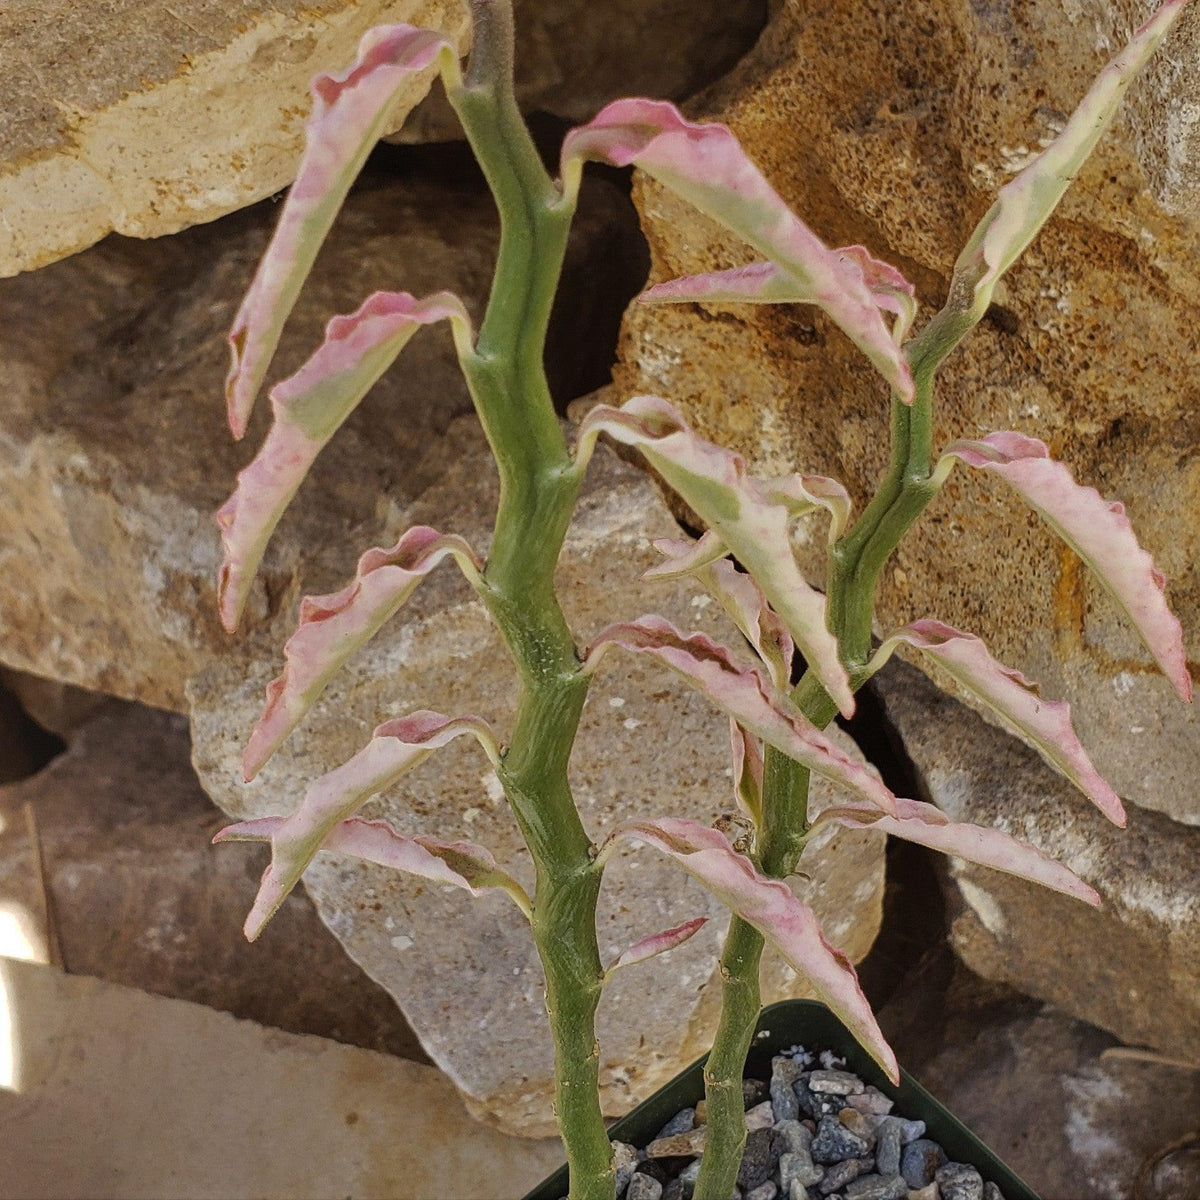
[450,5,614,1197]
[694,312,974,1200]
[697,915,763,1192]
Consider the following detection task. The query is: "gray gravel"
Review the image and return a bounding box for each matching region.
[626,1172,664,1200]
[602,1050,1010,1200]
[935,1162,985,1200]
[901,1139,948,1188]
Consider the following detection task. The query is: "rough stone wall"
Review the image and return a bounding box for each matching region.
[617,0,1200,823]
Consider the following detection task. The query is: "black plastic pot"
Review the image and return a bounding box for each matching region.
[524,999,1039,1200]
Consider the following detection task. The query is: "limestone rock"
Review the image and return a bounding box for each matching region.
[616,0,1200,823]
[874,658,1200,1068]
[188,419,885,1135]
[0,700,426,1059]
[881,963,1200,1200]
[0,957,563,1200]
[0,166,637,710]
[0,1,469,277]
[2,0,766,276]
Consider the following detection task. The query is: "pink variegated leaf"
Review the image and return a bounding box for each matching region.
[576,396,852,714]
[606,917,708,977]
[243,526,483,781]
[937,432,1191,702]
[641,529,727,579]
[605,817,897,1081]
[756,473,853,544]
[561,100,914,402]
[643,247,917,343]
[949,0,1189,325]
[642,261,793,306]
[730,720,764,827]
[585,616,896,816]
[873,620,1126,825]
[226,25,463,436]
[215,815,532,923]
[217,290,471,632]
[213,710,498,939]
[648,538,794,687]
[813,797,1100,906]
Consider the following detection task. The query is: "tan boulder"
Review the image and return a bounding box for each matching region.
[189,415,886,1135]
[0,1,469,277]
[0,169,635,709]
[616,0,1200,823]
[875,658,1200,1068]
[2,0,765,276]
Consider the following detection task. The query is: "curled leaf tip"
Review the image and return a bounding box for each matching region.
[816,796,1101,906]
[644,248,917,344]
[576,396,853,714]
[948,0,1191,327]
[607,917,709,976]
[220,711,497,938]
[877,619,1127,826]
[650,538,794,688]
[608,817,897,1080]
[218,289,470,634]
[587,615,894,816]
[562,100,913,400]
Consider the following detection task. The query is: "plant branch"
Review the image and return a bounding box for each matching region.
[449,6,614,1196]
[694,296,982,1199]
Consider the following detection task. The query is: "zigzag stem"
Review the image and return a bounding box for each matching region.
[451,4,613,1197]
[693,308,972,1200]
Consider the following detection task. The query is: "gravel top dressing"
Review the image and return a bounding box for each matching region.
[602,1046,1006,1200]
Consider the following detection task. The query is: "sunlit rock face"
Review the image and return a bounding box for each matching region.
[0,0,767,276]
[616,0,1200,824]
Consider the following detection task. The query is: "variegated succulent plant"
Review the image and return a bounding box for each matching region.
[213,3,1193,1197]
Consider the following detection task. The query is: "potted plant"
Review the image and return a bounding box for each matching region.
[211,2,1193,1197]
[523,999,1039,1200]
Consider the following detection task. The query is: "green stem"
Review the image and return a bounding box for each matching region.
[695,301,982,1200]
[449,5,613,1197]
[697,917,763,1192]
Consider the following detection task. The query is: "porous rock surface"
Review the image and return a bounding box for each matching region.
[189,416,886,1136]
[617,0,1200,823]
[875,659,1200,1068]
[2,0,766,276]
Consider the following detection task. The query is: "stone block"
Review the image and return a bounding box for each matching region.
[0,957,563,1199]
[875,659,1200,1068]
